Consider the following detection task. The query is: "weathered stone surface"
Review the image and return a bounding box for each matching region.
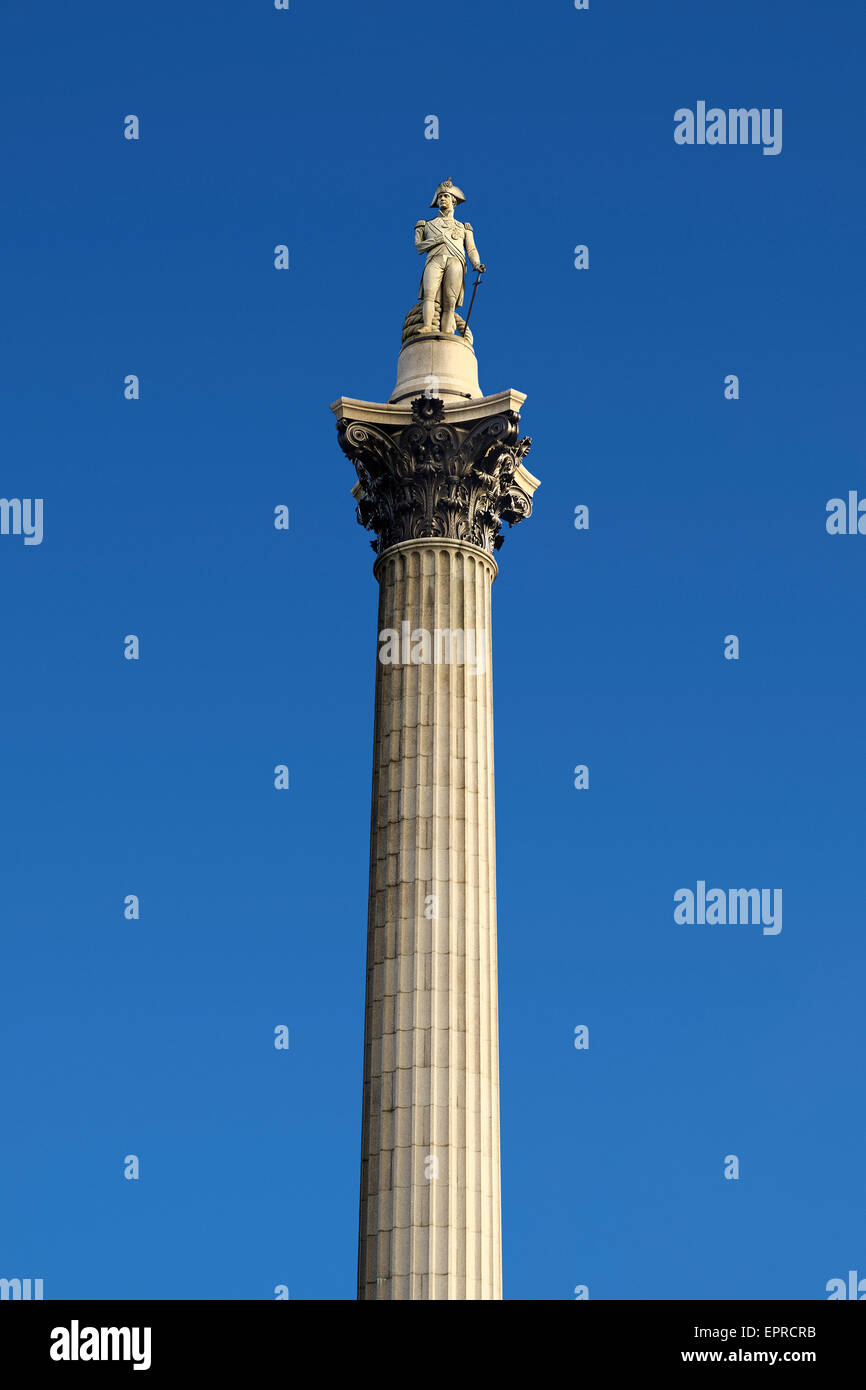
[414,178,485,338]
[390,330,480,403]
[331,378,539,1301]
[358,539,501,1301]
[334,393,539,557]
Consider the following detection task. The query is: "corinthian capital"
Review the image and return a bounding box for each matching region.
[336,394,539,557]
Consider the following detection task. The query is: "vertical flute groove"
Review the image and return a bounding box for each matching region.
[358,539,500,1300]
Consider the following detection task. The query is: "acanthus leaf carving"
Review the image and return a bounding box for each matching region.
[337,398,535,557]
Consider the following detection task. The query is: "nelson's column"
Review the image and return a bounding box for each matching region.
[331,179,540,1300]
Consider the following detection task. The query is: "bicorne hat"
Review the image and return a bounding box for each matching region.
[430,177,466,208]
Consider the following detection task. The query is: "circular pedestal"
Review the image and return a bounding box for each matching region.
[390,333,482,404]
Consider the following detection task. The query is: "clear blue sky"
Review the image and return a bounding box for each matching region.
[1,0,863,1300]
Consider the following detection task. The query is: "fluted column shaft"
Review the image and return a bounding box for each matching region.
[358,538,501,1301]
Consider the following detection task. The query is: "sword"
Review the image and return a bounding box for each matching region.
[460,268,485,336]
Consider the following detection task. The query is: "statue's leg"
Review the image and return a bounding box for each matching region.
[419,258,445,334]
[440,259,462,336]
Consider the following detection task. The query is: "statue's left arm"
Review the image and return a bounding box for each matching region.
[463,222,486,274]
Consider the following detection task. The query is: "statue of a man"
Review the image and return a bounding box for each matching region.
[414,178,486,336]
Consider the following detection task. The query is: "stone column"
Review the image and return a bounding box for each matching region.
[362,538,498,1300]
[332,383,539,1301]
